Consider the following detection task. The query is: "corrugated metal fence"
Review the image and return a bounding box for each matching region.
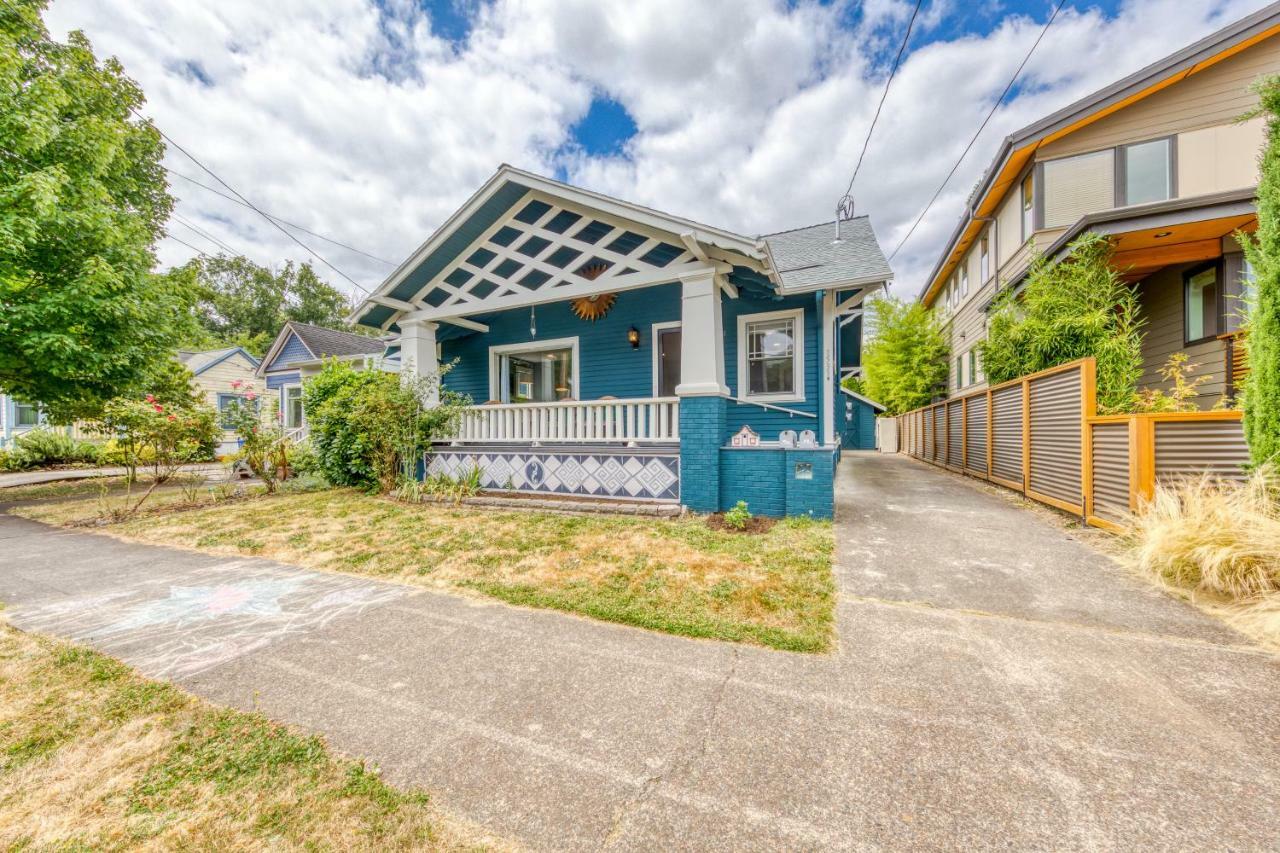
[896,358,1251,532]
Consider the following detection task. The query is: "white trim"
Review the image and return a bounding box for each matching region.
[282,383,305,430]
[822,291,835,446]
[735,307,805,404]
[650,321,682,397]
[488,336,581,403]
[351,164,768,326]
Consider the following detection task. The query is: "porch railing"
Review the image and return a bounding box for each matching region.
[452,397,680,443]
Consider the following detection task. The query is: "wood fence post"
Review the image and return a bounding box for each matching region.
[1132,415,1156,507]
[1021,378,1031,495]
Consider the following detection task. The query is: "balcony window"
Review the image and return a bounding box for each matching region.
[1021,173,1034,239]
[1184,262,1221,345]
[1121,138,1173,206]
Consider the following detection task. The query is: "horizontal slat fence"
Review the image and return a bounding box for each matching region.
[896,358,1252,532]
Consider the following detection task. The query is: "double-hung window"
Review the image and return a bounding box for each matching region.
[283,386,304,429]
[959,264,969,299]
[217,393,257,429]
[738,309,803,402]
[14,401,39,427]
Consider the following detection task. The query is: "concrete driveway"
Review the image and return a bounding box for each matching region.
[1,452,1278,850]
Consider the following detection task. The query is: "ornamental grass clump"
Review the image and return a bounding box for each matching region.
[1125,466,1280,601]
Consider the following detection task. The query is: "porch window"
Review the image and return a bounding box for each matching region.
[1184,262,1220,344]
[283,385,304,429]
[14,401,39,427]
[738,309,803,402]
[491,338,577,403]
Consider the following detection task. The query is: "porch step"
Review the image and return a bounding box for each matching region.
[429,493,684,517]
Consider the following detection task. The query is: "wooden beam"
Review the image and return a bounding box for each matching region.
[369,294,421,313]
[1111,238,1220,273]
[439,316,489,333]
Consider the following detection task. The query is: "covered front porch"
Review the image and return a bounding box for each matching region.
[351,166,891,515]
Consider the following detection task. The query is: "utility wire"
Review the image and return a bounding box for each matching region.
[888,0,1066,262]
[840,0,924,202]
[165,168,396,266]
[171,211,243,257]
[160,229,210,258]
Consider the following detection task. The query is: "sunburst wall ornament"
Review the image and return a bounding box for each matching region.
[571,292,616,322]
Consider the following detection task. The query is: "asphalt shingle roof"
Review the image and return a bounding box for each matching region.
[762,216,892,292]
[176,347,256,374]
[288,322,386,359]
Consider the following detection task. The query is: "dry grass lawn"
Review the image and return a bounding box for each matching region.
[15,489,836,652]
[0,625,493,850]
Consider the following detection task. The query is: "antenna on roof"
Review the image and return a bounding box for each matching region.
[835,194,855,243]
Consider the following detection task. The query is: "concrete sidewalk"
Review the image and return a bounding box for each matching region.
[1,453,1278,850]
[0,463,224,490]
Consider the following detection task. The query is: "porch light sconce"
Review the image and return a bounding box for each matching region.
[627,326,641,349]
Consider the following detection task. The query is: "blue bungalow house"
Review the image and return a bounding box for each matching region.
[350,166,892,518]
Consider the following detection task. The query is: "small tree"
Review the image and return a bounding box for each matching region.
[222,380,288,493]
[304,361,463,493]
[980,231,1143,412]
[89,395,218,513]
[862,298,949,415]
[1242,76,1280,465]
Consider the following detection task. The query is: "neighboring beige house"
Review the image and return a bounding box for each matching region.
[177,347,262,454]
[921,6,1279,408]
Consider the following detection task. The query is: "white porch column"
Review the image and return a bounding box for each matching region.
[399,317,440,405]
[674,268,729,397]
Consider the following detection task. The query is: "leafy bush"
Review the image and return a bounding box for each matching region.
[1125,466,1280,600]
[862,298,949,415]
[1242,76,1280,465]
[723,500,752,531]
[222,380,288,494]
[286,441,322,479]
[303,361,464,493]
[88,395,219,511]
[1129,353,1218,413]
[9,429,102,469]
[980,231,1143,412]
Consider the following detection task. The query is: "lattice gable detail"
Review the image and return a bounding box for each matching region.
[403,189,712,318]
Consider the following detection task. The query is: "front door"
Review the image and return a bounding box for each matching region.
[657,326,681,396]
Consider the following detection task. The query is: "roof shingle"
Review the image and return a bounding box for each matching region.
[762,217,892,292]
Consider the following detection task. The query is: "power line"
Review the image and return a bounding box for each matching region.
[888,0,1066,262]
[165,167,396,266]
[840,0,924,203]
[171,211,243,256]
[160,229,210,258]
[139,117,372,295]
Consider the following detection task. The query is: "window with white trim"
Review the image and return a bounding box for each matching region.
[283,385,304,429]
[738,309,804,402]
[14,401,39,427]
[959,263,969,298]
[979,235,990,283]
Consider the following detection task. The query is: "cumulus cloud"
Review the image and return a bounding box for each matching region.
[45,0,1273,301]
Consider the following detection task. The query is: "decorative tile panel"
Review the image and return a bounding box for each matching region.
[426,448,679,502]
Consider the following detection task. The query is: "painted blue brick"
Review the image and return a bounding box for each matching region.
[718,448,785,517]
[784,448,836,519]
[678,395,724,512]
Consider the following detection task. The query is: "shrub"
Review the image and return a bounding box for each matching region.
[723,500,752,531]
[862,297,949,414]
[981,231,1143,412]
[1125,466,1280,600]
[11,429,101,468]
[222,380,287,494]
[1242,76,1280,465]
[304,361,463,493]
[1129,353,1221,413]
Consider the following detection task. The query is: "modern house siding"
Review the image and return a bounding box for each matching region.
[1135,262,1230,407]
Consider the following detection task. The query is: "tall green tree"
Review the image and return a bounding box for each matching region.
[980,232,1143,412]
[1242,76,1280,465]
[0,0,183,421]
[862,297,949,415]
[185,255,356,356]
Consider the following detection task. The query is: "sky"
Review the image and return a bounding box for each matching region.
[43,0,1275,303]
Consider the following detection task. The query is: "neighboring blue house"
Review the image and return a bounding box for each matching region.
[257,321,397,436]
[0,395,45,448]
[350,165,892,518]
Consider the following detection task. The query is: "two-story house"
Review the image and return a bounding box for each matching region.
[921,6,1279,409]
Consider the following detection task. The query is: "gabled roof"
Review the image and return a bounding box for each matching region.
[920,5,1280,307]
[176,346,259,376]
[839,385,887,412]
[257,322,385,376]
[763,217,893,292]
